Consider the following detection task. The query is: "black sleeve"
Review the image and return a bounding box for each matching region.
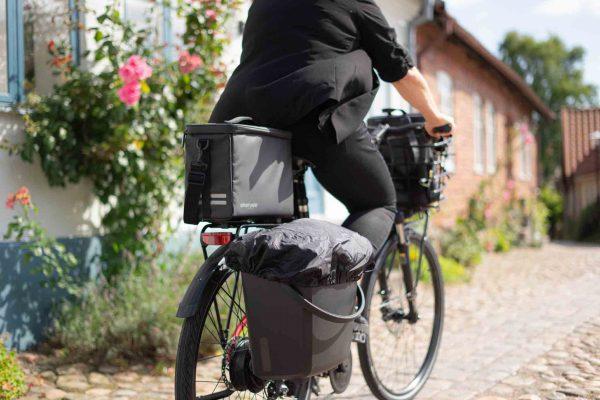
[354,0,415,82]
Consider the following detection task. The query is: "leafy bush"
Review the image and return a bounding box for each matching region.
[539,185,563,238]
[491,228,511,253]
[0,339,26,400]
[530,198,550,247]
[20,1,239,278]
[439,219,483,268]
[49,251,201,363]
[438,256,471,284]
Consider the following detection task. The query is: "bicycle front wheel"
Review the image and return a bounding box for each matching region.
[358,230,444,400]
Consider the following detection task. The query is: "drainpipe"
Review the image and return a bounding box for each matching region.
[409,0,436,66]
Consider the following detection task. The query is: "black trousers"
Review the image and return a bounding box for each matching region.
[288,111,397,251]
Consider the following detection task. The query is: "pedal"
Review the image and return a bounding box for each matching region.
[352,316,368,344]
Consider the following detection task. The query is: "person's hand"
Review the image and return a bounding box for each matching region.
[424,113,454,139]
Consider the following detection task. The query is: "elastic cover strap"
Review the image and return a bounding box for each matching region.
[283,284,365,323]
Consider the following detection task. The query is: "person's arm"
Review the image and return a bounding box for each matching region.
[393,67,454,138]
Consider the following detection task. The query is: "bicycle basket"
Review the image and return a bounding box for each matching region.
[367,111,449,212]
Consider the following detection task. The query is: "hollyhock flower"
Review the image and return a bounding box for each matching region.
[5,193,16,209]
[524,133,534,145]
[484,205,493,220]
[506,179,515,190]
[502,190,511,201]
[178,50,204,74]
[118,81,142,106]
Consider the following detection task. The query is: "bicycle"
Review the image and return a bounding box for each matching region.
[174,119,451,400]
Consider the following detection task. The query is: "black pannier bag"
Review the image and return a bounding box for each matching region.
[183,119,294,224]
[367,110,445,211]
[225,219,372,379]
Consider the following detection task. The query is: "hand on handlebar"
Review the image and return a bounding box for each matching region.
[424,114,454,139]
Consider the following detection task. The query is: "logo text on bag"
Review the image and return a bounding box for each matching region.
[240,203,258,209]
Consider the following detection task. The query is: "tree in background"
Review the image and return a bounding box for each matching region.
[499,32,598,181]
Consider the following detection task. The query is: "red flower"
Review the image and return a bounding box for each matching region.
[14,186,32,206]
[5,193,16,209]
[47,40,56,53]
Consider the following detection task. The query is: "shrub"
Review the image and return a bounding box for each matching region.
[530,198,550,247]
[439,219,483,267]
[438,256,471,284]
[49,251,201,363]
[492,228,511,253]
[0,339,26,400]
[539,185,563,238]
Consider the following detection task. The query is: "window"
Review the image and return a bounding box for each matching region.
[518,123,533,180]
[473,94,485,174]
[123,0,174,59]
[437,71,455,172]
[0,0,24,105]
[485,103,497,173]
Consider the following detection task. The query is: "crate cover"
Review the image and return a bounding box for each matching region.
[225,219,373,286]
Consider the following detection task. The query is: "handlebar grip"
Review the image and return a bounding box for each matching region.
[432,123,453,134]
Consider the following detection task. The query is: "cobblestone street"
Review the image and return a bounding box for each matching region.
[19,242,600,400]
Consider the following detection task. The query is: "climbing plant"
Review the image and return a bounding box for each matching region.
[19,0,240,278]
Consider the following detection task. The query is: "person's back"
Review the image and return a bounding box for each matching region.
[210,0,454,251]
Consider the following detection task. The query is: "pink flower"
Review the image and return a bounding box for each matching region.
[524,133,534,145]
[205,9,217,20]
[518,122,529,135]
[506,179,515,190]
[178,51,204,74]
[118,81,142,106]
[119,55,153,84]
[5,193,15,209]
[502,190,511,201]
[484,205,493,220]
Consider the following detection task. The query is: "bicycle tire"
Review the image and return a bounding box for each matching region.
[358,230,444,400]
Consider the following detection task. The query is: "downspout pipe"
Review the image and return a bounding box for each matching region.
[409,0,436,66]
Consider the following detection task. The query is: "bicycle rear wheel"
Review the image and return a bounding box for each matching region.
[175,254,311,400]
[358,230,444,400]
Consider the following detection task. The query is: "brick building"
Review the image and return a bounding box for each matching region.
[414,3,555,226]
[561,107,600,219]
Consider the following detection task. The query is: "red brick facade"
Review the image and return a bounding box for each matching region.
[416,22,541,227]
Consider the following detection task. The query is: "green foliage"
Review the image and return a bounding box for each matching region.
[438,256,470,284]
[19,1,239,279]
[530,198,550,247]
[499,32,598,179]
[439,218,483,267]
[491,228,511,253]
[50,251,201,362]
[567,201,600,243]
[539,185,564,238]
[0,339,26,400]
[3,191,80,296]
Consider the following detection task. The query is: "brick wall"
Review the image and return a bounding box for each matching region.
[417,23,538,228]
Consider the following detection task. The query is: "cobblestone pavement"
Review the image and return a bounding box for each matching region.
[18,242,600,400]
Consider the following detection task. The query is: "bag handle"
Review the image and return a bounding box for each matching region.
[283,284,365,323]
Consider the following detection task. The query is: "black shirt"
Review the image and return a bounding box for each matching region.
[209,0,414,143]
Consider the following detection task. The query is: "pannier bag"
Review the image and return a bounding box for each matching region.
[367,111,445,211]
[183,119,294,224]
[224,218,374,286]
[226,219,372,379]
[242,273,364,379]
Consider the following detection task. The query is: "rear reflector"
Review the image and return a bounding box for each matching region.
[201,232,233,246]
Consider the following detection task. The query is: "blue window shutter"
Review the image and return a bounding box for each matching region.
[69,0,81,65]
[162,5,173,61]
[1,0,24,105]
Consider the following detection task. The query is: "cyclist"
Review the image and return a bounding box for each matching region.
[210,0,454,252]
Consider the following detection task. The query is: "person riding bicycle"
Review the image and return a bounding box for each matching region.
[210,0,454,252]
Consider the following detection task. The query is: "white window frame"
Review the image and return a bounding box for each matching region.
[485,103,497,174]
[473,94,485,174]
[437,70,455,172]
[518,125,533,181]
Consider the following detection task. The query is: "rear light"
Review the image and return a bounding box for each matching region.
[201,232,233,246]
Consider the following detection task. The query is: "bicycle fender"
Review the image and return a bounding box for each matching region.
[176,243,231,318]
